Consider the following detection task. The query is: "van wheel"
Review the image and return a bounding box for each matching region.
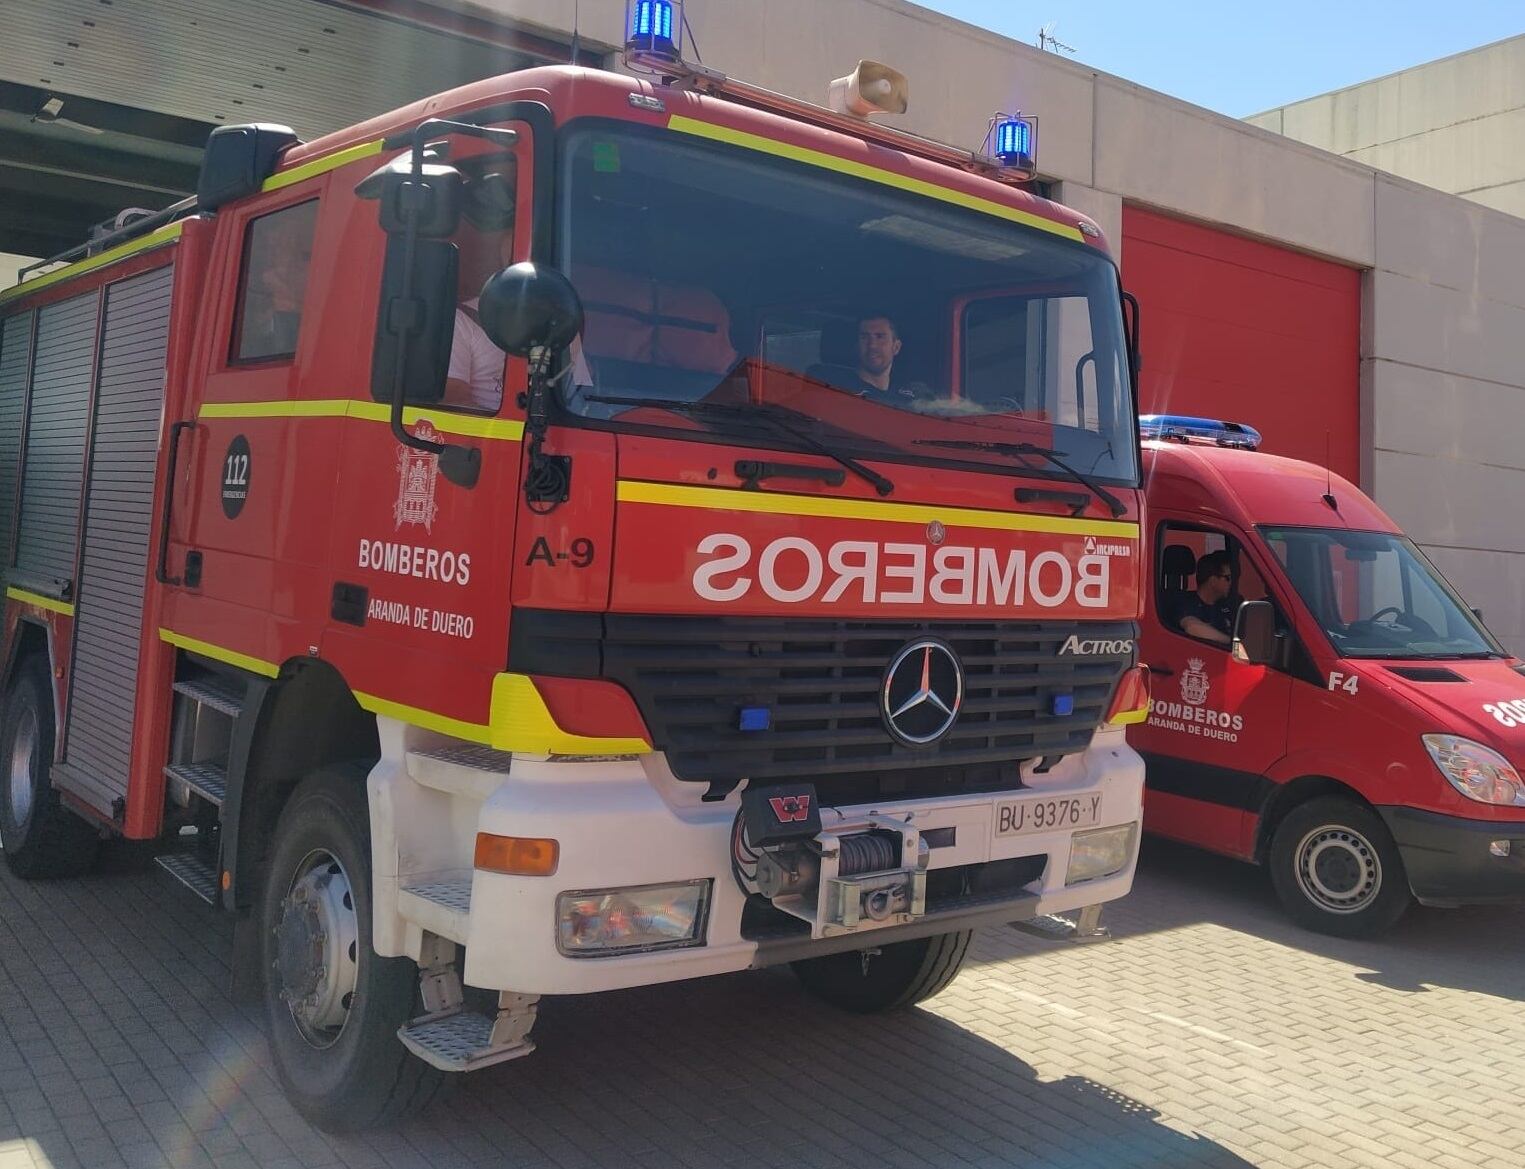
[0,654,99,878]
[259,765,450,1131]
[1269,797,1411,938]
[792,930,972,1013]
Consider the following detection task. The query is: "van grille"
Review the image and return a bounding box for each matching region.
[510,611,1136,799]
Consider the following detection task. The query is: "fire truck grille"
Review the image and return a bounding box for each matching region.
[510,611,1137,801]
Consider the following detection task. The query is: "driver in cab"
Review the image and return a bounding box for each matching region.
[1179,551,1237,647]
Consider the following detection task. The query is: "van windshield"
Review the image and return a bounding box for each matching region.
[1261,527,1501,660]
[555,123,1138,486]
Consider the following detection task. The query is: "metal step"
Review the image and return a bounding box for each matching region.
[164,761,227,806]
[172,676,245,719]
[398,879,472,943]
[398,1008,535,1073]
[154,851,218,905]
[1010,905,1111,944]
[406,745,513,801]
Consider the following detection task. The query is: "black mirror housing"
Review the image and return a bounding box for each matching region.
[356,157,463,239]
[370,237,458,406]
[477,262,584,357]
[1232,600,1278,667]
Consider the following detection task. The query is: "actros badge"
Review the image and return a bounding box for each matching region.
[881,639,964,746]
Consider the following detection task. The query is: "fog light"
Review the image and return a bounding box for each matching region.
[1490,839,1511,858]
[556,880,710,957]
[1066,823,1136,885]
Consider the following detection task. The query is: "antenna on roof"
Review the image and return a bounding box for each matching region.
[1322,430,1338,511]
[1038,22,1077,55]
[570,0,579,62]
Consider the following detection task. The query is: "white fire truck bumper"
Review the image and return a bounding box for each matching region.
[456,728,1143,995]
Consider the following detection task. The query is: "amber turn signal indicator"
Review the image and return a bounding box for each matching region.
[1105,665,1151,726]
[474,833,560,876]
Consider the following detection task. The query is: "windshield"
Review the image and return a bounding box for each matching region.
[1261,526,1501,660]
[556,123,1138,486]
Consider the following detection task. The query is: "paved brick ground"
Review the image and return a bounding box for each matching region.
[2,837,1522,1169]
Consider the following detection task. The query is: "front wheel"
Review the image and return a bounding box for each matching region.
[792,930,972,1013]
[0,653,99,878]
[1268,797,1412,938]
[259,766,449,1131]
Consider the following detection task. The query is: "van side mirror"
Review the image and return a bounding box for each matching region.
[1232,600,1277,666]
[356,156,463,239]
[477,262,584,356]
[370,236,457,407]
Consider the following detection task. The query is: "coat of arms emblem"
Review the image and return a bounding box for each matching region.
[394,421,441,531]
[1179,657,1210,706]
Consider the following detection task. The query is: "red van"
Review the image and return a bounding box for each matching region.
[1130,415,1525,936]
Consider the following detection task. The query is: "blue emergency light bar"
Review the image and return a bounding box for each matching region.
[1139,414,1262,450]
[626,0,679,56]
[992,115,1037,172]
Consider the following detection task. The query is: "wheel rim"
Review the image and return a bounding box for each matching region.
[274,848,361,1049]
[7,705,37,830]
[1294,824,1382,915]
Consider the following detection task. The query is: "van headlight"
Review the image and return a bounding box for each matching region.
[556,880,711,956]
[1423,735,1525,806]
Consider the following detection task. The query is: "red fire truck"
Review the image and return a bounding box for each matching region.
[0,28,1149,1130]
[1131,416,1525,936]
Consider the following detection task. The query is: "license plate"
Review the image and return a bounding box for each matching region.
[995,793,1103,837]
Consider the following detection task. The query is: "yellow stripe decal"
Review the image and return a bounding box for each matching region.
[6,587,75,617]
[0,222,184,306]
[197,399,524,442]
[617,479,1138,539]
[263,139,386,192]
[159,629,280,678]
[667,116,1083,243]
[355,691,493,746]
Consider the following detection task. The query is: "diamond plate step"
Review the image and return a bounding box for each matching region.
[172,676,246,718]
[398,879,472,943]
[164,761,227,806]
[406,745,513,801]
[154,851,218,905]
[397,1009,534,1073]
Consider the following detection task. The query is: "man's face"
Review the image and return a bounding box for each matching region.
[1202,566,1232,602]
[857,318,901,377]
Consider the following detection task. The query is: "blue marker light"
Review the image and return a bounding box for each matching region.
[1051,693,1075,717]
[738,707,772,732]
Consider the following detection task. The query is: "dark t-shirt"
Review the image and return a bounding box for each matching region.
[1178,593,1234,639]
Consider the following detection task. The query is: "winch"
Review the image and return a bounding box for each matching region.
[733,784,929,937]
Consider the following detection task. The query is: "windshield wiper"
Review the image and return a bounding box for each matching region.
[585,394,894,497]
[915,439,1126,518]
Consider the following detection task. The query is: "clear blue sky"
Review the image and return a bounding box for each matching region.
[916,1,1525,116]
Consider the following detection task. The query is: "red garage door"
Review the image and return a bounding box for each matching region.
[1122,207,1361,482]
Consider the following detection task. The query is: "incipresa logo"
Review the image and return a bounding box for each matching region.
[691,533,1115,608]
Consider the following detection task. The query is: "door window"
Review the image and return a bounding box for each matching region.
[231,200,319,363]
[1156,524,1273,651]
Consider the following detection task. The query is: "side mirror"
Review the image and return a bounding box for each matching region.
[370,237,457,406]
[477,262,584,357]
[1232,600,1278,666]
[356,156,463,239]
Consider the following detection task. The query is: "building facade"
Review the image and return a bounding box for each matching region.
[2,0,1522,651]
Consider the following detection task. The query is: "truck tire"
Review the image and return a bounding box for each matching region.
[791,930,973,1013]
[259,765,450,1132]
[1269,796,1412,938]
[0,653,99,878]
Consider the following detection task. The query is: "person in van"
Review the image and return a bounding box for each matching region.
[1177,550,1236,646]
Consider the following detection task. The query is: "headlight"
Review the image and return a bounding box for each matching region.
[1066,823,1137,884]
[1423,735,1525,806]
[556,880,711,957]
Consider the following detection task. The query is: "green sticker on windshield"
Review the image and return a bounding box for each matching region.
[592,141,621,173]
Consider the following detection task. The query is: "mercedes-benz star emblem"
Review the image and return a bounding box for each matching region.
[881,639,964,747]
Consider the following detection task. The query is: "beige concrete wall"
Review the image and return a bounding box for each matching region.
[456,0,1525,651]
[1247,35,1525,219]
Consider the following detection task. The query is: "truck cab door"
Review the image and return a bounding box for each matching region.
[1132,521,1292,858]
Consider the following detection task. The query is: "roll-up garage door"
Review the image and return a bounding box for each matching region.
[1123,207,1361,482]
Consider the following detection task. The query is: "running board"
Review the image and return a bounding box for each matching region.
[398,996,538,1073]
[1009,905,1111,944]
[154,851,218,905]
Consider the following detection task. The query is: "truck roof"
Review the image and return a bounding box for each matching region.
[283,64,1109,255]
[1142,439,1398,534]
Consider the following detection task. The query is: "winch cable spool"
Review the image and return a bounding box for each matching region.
[838,831,899,876]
